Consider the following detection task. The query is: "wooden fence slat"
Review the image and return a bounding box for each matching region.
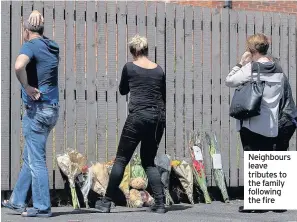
[97,1,107,162]
[147,2,156,62]
[238,12,247,56]
[127,2,137,61]
[289,15,296,151]
[54,0,66,189]
[272,13,280,60]
[43,1,54,189]
[193,7,203,137]
[157,2,166,154]
[65,1,76,151]
[165,3,175,158]
[175,5,185,158]
[137,1,146,36]
[229,10,238,187]
[107,2,117,160]
[76,2,86,155]
[86,1,97,163]
[23,1,34,18]
[211,8,221,186]
[280,14,289,76]
[263,12,272,55]
[33,0,43,13]
[202,8,212,183]
[221,8,230,186]
[255,11,263,34]
[10,1,22,189]
[117,2,127,149]
[247,11,255,37]
[1,1,11,190]
[237,11,246,186]
[184,5,193,158]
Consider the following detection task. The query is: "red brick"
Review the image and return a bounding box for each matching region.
[166,0,297,14]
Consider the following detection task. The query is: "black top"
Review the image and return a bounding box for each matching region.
[119,62,166,113]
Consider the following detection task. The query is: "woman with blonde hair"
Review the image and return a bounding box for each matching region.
[225,33,285,213]
[95,34,166,214]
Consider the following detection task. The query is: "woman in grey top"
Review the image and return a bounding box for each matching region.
[226,34,284,212]
[226,34,284,151]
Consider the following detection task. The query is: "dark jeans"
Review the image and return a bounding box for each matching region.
[275,122,296,151]
[105,108,165,203]
[240,127,275,151]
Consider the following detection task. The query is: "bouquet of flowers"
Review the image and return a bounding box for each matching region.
[188,131,211,204]
[120,163,131,206]
[205,132,229,203]
[172,160,194,204]
[57,149,87,209]
[75,165,92,208]
[130,154,148,190]
[90,162,109,197]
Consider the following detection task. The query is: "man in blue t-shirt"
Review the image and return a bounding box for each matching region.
[2,11,59,218]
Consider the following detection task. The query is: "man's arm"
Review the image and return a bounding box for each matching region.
[15,54,30,88]
[15,54,40,100]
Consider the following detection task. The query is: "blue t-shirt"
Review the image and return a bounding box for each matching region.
[19,36,59,105]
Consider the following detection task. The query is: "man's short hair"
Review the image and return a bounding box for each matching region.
[24,20,44,35]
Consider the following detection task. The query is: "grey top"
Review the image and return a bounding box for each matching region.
[226,61,284,137]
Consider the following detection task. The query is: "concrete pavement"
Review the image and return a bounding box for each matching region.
[2,200,297,222]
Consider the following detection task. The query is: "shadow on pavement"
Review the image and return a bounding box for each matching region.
[167,205,192,212]
[51,209,148,217]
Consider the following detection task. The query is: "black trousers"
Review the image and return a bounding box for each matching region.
[105,108,165,203]
[239,127,276,151]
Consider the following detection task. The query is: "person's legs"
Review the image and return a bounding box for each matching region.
[239,127,270,213]
[275,124,296,151]
[140,117,165,213]
[95,114,141,212]
[22,104,58,216]
[240,127,258,151]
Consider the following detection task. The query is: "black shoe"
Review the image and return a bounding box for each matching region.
[147,204,167,214]
[273,210,287,213]
[238,206,267,213]
[95,198,111,213]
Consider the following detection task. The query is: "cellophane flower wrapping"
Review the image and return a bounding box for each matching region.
[188,131,211,204]
[130,154,148,189]
[90,162,109,196]
[206,132,229,203]
[120,163,131,206]
[76,167,93,208]
[56,149,87,209]
[155,154,174,206]
[172,160,194,204]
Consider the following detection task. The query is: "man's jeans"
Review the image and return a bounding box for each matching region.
[10,103,59,212]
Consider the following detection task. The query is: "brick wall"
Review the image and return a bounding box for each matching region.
[169,0,297,14]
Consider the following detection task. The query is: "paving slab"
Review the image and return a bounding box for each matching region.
[2,200,297,222]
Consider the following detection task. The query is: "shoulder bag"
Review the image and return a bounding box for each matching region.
[229,62,265,120]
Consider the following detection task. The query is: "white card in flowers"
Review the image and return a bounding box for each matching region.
[193,145,203,161]
[212,154,223,169]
